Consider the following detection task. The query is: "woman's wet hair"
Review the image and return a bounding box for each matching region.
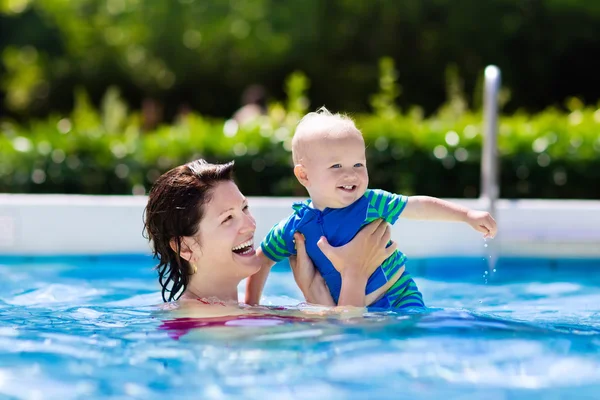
[144,159,234,302]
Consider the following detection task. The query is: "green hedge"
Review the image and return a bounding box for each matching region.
[3,0,600,119]
[1,93,599,199]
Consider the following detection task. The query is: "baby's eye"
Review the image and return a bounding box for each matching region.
[243,205,249,212]
[354,163,364,168]
[330,164,342,169]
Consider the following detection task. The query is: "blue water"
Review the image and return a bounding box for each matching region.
[1,255,600,400]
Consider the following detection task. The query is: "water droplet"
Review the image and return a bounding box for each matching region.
[485,271,488,275]
[479,300,482,303]
[493,269,496,272]
[484,243,488,248]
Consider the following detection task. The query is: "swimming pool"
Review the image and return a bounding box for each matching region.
[1,255,599,399]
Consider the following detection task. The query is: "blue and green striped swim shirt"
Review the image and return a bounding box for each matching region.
[260,189,424,309]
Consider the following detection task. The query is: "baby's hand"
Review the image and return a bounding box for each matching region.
[466,210,497,239]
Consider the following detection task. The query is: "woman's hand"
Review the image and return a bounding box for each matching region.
[317,219,396,280]
[289,232,335,306]
[317,219,397,307]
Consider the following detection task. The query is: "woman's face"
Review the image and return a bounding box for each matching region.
[191,181,261,279]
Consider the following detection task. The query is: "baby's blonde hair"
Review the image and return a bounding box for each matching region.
[292,106,360,164]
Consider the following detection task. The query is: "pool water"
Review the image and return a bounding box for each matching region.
[1,255,599,400]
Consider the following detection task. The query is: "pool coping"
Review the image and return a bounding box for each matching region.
[1,194,599,257]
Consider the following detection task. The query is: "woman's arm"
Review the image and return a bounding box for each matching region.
[290,219,397,307]
[289,233,335,306]
[245,250,276,305]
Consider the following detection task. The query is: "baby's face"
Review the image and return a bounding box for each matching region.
[302,129,368,209]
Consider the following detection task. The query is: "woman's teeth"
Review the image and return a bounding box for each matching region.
[232,239,254,254]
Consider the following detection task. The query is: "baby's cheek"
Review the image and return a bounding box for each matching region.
[361,169,369,182]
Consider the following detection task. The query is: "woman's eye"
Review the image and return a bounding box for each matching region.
[222,215,233,224]
[330,164,341,169]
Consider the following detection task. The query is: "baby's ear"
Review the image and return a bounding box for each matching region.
[293,164,309,187]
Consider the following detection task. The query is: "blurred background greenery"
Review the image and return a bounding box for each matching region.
[1,0,599,198]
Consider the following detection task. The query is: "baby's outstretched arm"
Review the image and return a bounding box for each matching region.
[402,196,497,238]
[245,249,275,305]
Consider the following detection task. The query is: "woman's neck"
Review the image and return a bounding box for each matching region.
[183,271,240,303]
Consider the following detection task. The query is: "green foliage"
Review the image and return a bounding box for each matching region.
[1,74,599,198]
[1,46,46,112]
[370,57,401,119]
[284,71,310,120]
[2,0,600,119]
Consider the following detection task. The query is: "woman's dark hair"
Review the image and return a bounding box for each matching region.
[144,159,234,302]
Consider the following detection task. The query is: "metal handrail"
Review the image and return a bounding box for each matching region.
[481,65,501,215]
[481,66,501,275]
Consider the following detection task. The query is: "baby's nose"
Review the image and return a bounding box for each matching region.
[343,169,357,178]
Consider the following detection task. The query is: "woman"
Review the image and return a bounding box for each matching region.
[143,159,397,313]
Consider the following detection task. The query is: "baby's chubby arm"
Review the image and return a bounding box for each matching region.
[402,196,498,238]
[244,249,276,305]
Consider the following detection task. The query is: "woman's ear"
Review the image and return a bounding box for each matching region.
[170,237,194,261]
[294,164,309,187]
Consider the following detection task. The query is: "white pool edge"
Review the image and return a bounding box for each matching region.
[1,194,599,257]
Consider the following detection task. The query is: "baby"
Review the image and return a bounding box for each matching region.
[246,107,497,308]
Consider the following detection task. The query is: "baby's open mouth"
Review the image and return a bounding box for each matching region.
[337,185,357,192]
[232,239,254,255]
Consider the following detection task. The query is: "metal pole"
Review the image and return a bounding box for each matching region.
[481,65,500,278]
[481,65,500,214]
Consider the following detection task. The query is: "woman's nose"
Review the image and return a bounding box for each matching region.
[240,212,256,233]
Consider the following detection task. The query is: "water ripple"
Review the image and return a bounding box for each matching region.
[1,260,600,399]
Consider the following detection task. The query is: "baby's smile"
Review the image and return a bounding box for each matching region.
[337,184,357,193]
